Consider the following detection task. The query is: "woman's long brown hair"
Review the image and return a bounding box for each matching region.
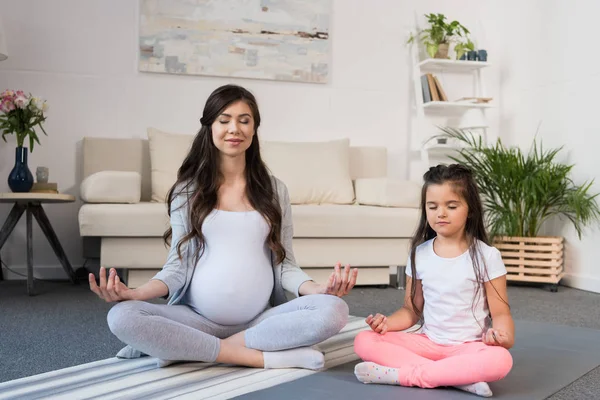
[163,84,286,265]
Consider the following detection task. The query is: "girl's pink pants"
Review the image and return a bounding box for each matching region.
[354,331,513,388]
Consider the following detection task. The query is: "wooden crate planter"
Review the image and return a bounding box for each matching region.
[493,236,564,286]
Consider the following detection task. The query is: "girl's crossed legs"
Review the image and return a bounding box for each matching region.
[107,294,348,369]
[353,330,512,388]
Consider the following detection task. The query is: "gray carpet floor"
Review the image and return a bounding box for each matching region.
[1,279,599,399]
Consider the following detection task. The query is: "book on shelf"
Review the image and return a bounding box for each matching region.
[426,74,439,101]
[421,75,431,103]
[432,75,448,101]
[421,73,448,103]
[455,97,493,104]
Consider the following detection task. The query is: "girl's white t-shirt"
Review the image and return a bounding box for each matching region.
[405,238,507,345]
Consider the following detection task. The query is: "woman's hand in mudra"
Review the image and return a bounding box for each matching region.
[89,267,136,302]
[321,263,358,297]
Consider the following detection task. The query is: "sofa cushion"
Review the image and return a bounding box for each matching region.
[355,178,421,208]
[78,203,169,236]
[145,130,356,205]
[261,139,355,205]
[80,171,142,204]
[79,202,419,238]
[147,127,194,202]
[292,204,420,237]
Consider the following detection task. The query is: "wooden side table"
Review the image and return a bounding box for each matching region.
[0,193,78,295]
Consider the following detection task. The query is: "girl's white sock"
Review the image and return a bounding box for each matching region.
[354,362,400,385]
[454,382,493,397]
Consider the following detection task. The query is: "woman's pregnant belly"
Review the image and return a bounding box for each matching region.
[186,242,274,326]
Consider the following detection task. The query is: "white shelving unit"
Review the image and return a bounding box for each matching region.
[410,47,493,168]
[422,101,493,110]
[418,58,490,72]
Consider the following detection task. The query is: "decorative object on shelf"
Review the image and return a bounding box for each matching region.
[138,0,331,84]
[477,49,488,62]
[407,13,474,60]
[459,49,488,62]
[0,90,49,192]
[455,97,493,104]
[36,166,49,183]
[438,127,600,290]
[423,134,456,149]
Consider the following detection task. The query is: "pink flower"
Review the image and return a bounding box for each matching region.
[0,91,14,104]
[14,95,29,109]
[0,99,15,113]
[1,89,15,98]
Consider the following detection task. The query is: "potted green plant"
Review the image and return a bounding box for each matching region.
[408,13,475,60]
[437,127,600,290]
[0,89,49,192]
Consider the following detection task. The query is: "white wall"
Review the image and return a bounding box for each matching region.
[0,0,499,279]
[498,0,600,292]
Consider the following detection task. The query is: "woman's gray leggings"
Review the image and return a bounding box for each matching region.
[107,294,349,362]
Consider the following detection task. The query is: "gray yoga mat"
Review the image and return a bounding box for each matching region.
[235,320,600,400]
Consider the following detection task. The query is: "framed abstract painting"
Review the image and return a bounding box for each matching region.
[138,0,331,84]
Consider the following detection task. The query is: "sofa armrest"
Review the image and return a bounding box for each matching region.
[80,171,141,204]
[355,178,421,208]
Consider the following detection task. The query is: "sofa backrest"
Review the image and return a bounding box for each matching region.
[82,137,387,202]
[349,146,387,180]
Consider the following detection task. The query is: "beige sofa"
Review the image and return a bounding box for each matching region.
[78,132,420,288]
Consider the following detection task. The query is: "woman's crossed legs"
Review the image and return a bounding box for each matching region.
[107,294,348,369]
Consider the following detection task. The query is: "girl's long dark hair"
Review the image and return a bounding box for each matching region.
[409,164,507,325]
[163,84,285,265]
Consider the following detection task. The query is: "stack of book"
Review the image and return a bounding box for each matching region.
[31,182,59,194]
[421,73,448,103]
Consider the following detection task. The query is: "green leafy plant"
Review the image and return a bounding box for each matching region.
[0,89,49,152]
[408,13,474,59]
[436,127,600,239]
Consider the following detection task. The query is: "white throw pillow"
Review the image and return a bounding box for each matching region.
[261,139,355,204]
[80,171,141,204]
[147,127,194,202]
[355,178,421,208]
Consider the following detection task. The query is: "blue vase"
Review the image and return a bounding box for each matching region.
[8,146,34,192]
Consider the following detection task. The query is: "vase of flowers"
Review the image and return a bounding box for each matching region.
[0,90,49,192]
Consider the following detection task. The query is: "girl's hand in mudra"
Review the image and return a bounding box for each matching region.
[89,267,136,302]
[482,328,511,348]
[322,263,358,297]
[366,313,388,334]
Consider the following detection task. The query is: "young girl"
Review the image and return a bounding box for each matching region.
[89,84,358,370]
[353,164,514,398]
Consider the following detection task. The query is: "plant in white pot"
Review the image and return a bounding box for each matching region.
[408,13,474,59]
[437,127,600,291]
